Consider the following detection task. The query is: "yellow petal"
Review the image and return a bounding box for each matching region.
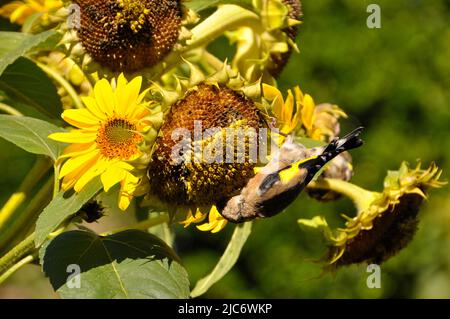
[59,142,96,159]
[93,79,116,116]
[117,172,140,211]
[263,84,284,117]
[116,73,128,90]
[74,158,108,192]
[61,152,100,190]
[61,166,84,190]
[283,89,294,122]
[196,221,218,232]
[81,96,107,120]
[211,219,228,233]
[180,208,208,227]
[49,130,97,143]
[62,108,101,129]
[116,76,142,116]
[101,165,127,192]
[59,149,100,178]
[301,94,315,131]
[197,206,227,232]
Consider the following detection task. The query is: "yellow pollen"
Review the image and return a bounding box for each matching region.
[96,118,142,160]
[115,0,149,33]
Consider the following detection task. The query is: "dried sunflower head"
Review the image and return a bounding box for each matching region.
[147,64,265,208]
[299,162,446,267]
[144,63,274,232]
[60,0,195,73]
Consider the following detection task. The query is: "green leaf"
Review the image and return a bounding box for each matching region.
[0,57,63,118]
[40,229,190,299]
[0,32,25,56]
[0,30,61,75]
[35,178,103,247]
[186,0,253,12]
[0,115,65,160]
[190,222,252,298]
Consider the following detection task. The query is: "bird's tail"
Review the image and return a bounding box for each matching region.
[299,127,364,182]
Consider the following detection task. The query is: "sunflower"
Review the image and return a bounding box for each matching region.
[225,0,302,82]
[299,162,446,267]
[49,73,162,210]
[262,84,347,140]
[145,62,270,233]
[0,0,62,25]
[59,0,197,74]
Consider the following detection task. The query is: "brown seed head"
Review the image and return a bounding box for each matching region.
[147,84,264,207]
[74,0,182,72]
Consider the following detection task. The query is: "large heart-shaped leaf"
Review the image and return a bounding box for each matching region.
[0,115,65,160]
[40,229,190,299]
[35,178,103,246]
[0,57,63,118]
[190,222,252,298]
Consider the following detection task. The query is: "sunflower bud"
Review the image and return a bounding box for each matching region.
[77,200,105,223]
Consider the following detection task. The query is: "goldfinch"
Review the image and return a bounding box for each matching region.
[218,127,364,222]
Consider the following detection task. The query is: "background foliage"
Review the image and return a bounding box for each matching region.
[0,0,449,298]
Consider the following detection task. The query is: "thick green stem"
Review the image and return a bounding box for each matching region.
[0,157,51,242]
[0,221,72,284]
[187,5,262,50]
[0,178,53,253]
[0,255,34,285]
[144,5,262,79]
[0,233,35,277]
[308,178,378,212]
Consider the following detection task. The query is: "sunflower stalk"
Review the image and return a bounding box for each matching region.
[187,5,263,49]
[0,157,52,249]
[0,233,35,279]
[0,178,53,253]
[308,178,379,213]
[143,4,263,79]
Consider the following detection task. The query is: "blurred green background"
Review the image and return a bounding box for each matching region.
[0,0,449,298]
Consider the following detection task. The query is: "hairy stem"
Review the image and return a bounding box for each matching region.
[0,234,35,278]
[0,255,35,285]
